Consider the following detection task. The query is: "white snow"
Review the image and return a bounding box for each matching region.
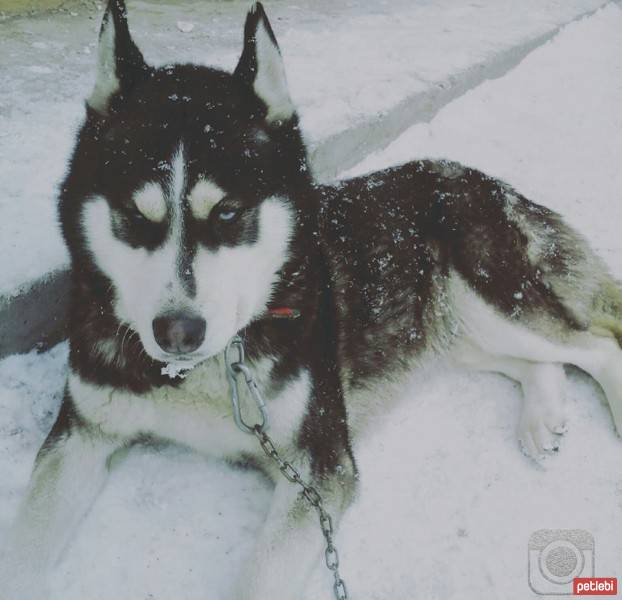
[0,0,605,297]
[160,362,192,380]
[1,3,622,600]
[176,21,195,34]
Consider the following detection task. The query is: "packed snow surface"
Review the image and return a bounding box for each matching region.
[1,3,622,600]
[0,0,606,296]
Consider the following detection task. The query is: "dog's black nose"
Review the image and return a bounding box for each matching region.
[152,313,206,355]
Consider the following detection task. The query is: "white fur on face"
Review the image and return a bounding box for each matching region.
[133,182,167,223]
[81,145,191,362]
[81,188,293,363]
[188,178,226,220]
[87,13,120,115]
[192,196,293,356]
[168,144,186,245]
[252,14,294,123]
[82,196,180,361]
[169,145,186,211]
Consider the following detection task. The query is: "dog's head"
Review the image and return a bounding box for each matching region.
[65,1,310,368]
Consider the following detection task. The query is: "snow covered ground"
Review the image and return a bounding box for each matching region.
[0,0,605,297]
[1,2,622,600]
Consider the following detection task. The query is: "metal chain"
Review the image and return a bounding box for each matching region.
[225,336,349,600]
[253,426,349,600]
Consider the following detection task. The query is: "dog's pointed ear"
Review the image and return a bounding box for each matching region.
[87,0,150,115]
[234,2,295,124]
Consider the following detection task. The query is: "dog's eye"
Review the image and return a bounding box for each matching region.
[218,210,237,222]
[215,205,240,223]
[129,208,147,223]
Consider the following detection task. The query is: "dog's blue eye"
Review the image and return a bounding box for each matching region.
[218,209,238,222]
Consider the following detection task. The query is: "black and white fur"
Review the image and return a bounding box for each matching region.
[2,1,622,598]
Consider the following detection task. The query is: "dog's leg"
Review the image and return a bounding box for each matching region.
[515,362,568,457]
[475,329,622,438]
[560,332,622,435]
[450,278,622,441]
[0,411,116,599]
[233,462,355,600]
[455,342,567,458]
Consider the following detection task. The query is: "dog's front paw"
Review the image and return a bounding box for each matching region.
[518,404,566,459]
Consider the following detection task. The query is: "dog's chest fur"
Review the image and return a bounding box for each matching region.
[69,356,311,460]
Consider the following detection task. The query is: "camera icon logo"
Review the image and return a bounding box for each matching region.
[528,529,594,595]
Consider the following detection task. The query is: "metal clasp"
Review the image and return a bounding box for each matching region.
[225,336,269,434]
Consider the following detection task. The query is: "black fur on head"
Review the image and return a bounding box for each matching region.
[76,0,310,206]
[59,0,317,392]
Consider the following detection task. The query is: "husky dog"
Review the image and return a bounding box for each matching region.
[2,1,622,598]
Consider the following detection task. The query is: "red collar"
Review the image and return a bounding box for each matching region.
[266,307,301,320]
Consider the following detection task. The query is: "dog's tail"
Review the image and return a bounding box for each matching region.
[590,278,622,348]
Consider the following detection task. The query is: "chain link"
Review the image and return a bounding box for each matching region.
[225,336,349,600]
